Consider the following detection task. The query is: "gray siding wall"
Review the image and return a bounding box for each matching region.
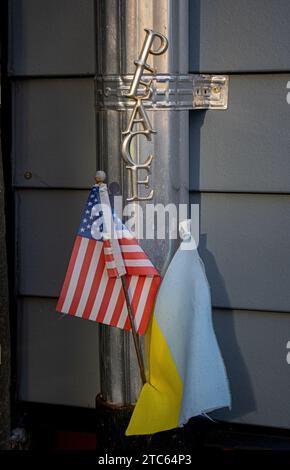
[10,0,290,429]
[9,0,100,407]
[189,0,290,428]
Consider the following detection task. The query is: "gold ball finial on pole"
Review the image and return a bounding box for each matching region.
[95,170,106,184]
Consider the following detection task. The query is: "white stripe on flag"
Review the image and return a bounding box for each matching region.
[120,245,142,252]
[105,260,119,270]
[89,265,108,321]
[134,277,153,331]
[62,237,89,313]
[75,242,102,317]
[117,276,138,329]
[99,185,126,277]
[116,303,127,330]
[103,278,122,325]
[124,259,153,267]
[116,229,133,239]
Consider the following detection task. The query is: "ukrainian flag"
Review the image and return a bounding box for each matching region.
[126,229,231,435]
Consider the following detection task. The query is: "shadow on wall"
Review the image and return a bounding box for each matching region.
[189,105,256,419]
[198,233,256,420]
[189,0,201,73]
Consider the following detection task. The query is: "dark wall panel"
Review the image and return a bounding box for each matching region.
[212,308,290,429]
[190,75,290,193]
[190,192,290,312]
[9,0,99,409]
[189,0,290,73]
[9,0,96,76]
[17,189,88,297]
[17,297,100,407]
[12,79,96,188]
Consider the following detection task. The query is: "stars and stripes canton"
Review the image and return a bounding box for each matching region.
[56,185,160,335]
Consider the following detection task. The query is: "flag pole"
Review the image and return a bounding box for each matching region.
[95,171,147,386]
[120,276,147,386]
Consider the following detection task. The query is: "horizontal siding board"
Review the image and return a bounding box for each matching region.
[12,79,96,188]
[212,308,290,428]
[9,0,96,76]
[190,74,290,193]
[189,0,290,73]
[17,297,100,407]
[17,189,88,297]
[190,192,290,312]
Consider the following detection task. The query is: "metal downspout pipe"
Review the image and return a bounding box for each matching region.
[95,0,189,406]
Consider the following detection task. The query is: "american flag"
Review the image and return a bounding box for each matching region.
[56,184,160,335]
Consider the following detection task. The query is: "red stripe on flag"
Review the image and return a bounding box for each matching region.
[106,267,119,278]
[68,239,96,315]
[132,277,146,313]
[125,266,158,276]
[110,289,126,327]
[96,277,116,323]
[104,254,114,262]
[82,248,105,320]
[56,236,82,312]
[119,276,131,331]
[119,238,138,246]
[123,276,145,330]
[138,276,161,335]
[122,252,147,260]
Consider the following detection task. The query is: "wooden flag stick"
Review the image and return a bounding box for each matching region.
[95,171,146,386]
[120,275,146,385]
